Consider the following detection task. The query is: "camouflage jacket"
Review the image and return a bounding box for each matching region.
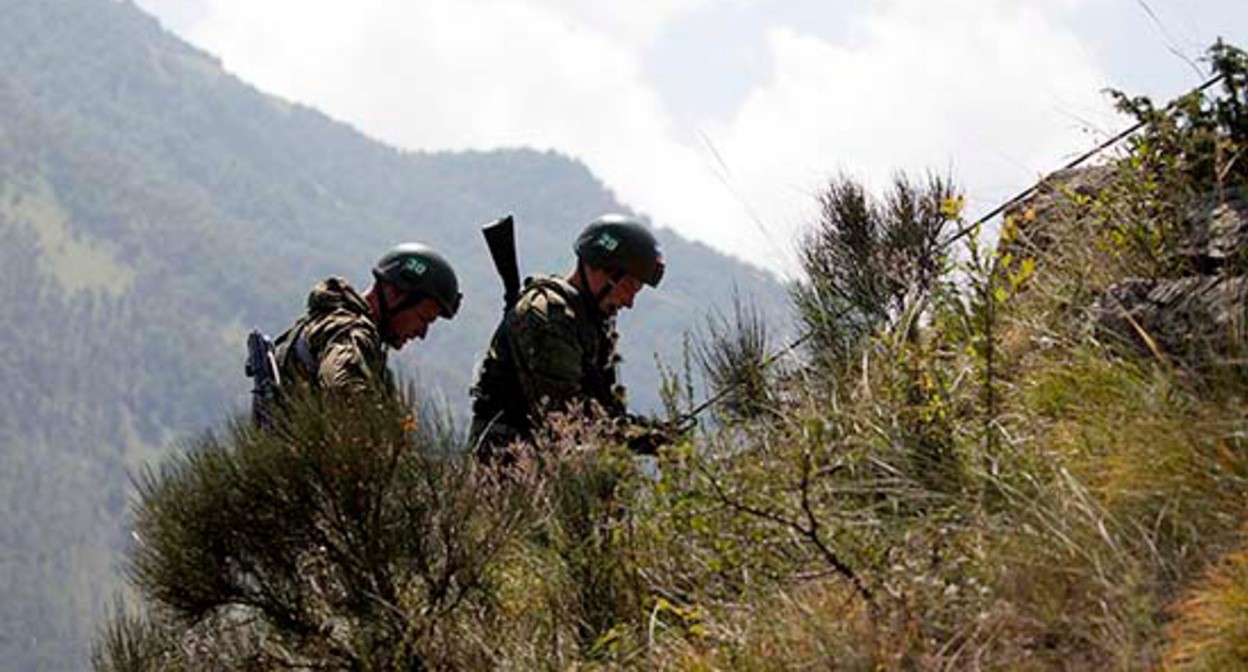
[273,277,391,396]
[470,275,624,446]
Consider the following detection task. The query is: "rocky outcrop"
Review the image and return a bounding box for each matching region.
[1001,166,1248,368]
[1094,275,1248,366]
[1094,189,1248,367]
[1175,189,1248,272]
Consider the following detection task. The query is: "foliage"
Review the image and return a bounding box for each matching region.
[1106,41,1248,276]
[793,173,957,371]
[91,32,1248,672]
[1112,41,1248,194]
[90,605,176,672]
[113,387,532,668]
[694,291,774,422]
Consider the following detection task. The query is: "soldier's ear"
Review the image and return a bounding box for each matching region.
[377,281,402,304]
[584,264,611,292]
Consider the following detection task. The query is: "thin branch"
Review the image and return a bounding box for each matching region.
[694,457,875,612]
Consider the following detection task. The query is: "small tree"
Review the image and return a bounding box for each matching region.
[1106,41,1248,277]
[793,173,958,372]
[1111,40,1247,197]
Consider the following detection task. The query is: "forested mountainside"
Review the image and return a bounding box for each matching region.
[0,0,786,667]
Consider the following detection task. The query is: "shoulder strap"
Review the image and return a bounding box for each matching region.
[293,327,315,373]
[522,275,579,304]
[274,318,317,377]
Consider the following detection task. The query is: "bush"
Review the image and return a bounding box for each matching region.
[793,173,958,372]
[106,388,535,668]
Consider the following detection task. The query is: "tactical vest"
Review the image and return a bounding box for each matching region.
[271,278,390,395]
[470,276,623,444]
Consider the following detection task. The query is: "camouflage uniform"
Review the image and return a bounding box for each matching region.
[273,277,392,396]
[469,275,623,451]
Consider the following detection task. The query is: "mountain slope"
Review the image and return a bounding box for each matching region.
[0,0,789,667]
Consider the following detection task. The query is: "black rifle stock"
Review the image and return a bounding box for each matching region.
[483,214,521,310]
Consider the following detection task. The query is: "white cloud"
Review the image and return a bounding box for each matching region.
[528,0,727,44]
[173,0,739,257]
[177,0,737,152]
[139,0,1124,276]
[699,0,1122,271]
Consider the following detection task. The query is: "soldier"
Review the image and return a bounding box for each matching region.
[469,214,670,456]
[272,243,461,398]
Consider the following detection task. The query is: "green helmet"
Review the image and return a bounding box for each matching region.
[574,214,665,287]
[372,243,462,318]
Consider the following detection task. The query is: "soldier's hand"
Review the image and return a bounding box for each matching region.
[617,414,687,455]
[622,429,660,455]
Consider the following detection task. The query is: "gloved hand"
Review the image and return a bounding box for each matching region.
[616,414,691,455]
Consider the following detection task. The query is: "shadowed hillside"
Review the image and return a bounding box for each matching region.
[0,0,787,667]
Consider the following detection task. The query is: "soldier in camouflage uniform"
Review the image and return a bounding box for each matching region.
[469,214,666,456]
[273,243,461,397]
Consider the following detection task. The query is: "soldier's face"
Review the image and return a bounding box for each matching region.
[600,275,644,315]
[390,297,442,348]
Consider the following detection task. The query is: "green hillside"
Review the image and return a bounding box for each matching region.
[0,0,786,667]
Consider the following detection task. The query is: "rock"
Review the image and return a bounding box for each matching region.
[1094,275,1248,367]
[1093,184,1248,369]
[1175,188,1248,272]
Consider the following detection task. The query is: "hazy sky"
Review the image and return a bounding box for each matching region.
[133,0,1248,276]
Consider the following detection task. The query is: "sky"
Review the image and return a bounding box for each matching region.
[132,0,1248,277]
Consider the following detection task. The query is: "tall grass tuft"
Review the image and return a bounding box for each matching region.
[1165,549,1248,671]
[695,291,774,422]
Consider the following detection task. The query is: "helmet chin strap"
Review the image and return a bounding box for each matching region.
[577,261,622,317]
[376,284,431,348]
[374,283,399,349]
